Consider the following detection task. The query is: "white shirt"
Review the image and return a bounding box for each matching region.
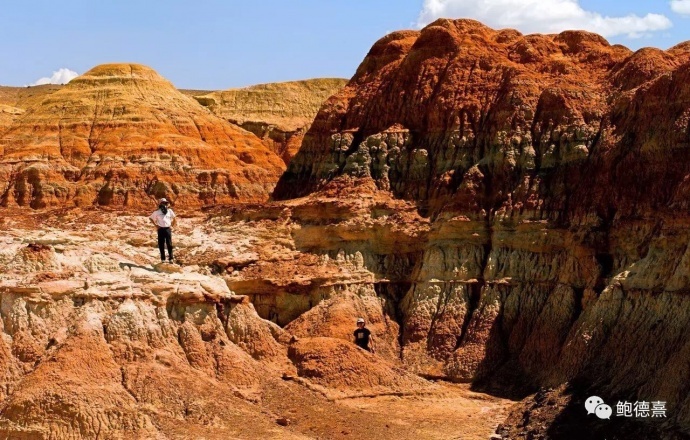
[150,208,176,227]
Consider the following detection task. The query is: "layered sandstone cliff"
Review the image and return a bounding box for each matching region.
[0,64,285,208]
[270,19,690,438]
[189,79,347,164]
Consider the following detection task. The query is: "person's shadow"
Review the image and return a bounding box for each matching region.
[119,262,155,271]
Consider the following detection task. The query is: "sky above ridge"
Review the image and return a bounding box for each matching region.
[2,0,690,90]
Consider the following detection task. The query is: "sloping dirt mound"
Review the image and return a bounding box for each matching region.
[189,78,347,164]
[285,292,401,362]
[287,337,432,397]
[0,324,157,439]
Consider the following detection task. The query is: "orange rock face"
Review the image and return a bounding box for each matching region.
[275,19,690,209]
[271,19,690,438]
[0,64,285,208]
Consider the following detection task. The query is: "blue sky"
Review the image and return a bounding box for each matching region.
[1,0,690,90]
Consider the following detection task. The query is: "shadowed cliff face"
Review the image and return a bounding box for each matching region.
[0,64,286,209]
[271,19,690,438]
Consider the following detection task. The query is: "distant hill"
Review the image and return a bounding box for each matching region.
[184,78,348,164]
[0,78,347,166]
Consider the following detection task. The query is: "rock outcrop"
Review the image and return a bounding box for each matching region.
[0,105,21,133]
[0,214,293,438]
[0,210,500,440]
[0,64,286,208]
[189,79,347,164]
[269,19,690,438]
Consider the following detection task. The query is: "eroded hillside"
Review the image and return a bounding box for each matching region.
[187,79,347,164]
[272,19,690,439]
[0,64,286,208]
[1,17,690,440]
[0,204,511,439]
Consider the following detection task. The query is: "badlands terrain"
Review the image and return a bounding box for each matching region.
[0,201,511,439]
[1,17,690,440]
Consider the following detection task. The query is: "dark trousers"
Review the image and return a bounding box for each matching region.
[157,227,173,261]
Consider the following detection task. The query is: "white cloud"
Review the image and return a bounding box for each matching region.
[417,0,672,38]
[30,68,78,86]
[670,0,690,16]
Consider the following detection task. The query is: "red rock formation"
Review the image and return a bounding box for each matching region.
[272,19,690,438]
[0,64,285,208]
[276,19,690,205]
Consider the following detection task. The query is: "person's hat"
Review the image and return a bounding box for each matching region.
[356,317,365,324]
[159,198,169,204]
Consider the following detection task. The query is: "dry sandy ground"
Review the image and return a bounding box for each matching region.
[262,381,513,440]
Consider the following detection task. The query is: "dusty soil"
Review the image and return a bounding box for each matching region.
[263,381,512,440]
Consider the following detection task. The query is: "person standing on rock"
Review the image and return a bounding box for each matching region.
[149,198,176,263]
[354,317,375,353]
